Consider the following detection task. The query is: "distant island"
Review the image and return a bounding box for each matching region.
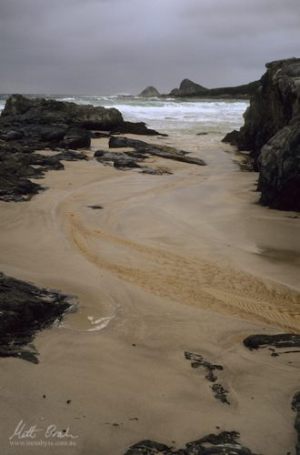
[139,78,260,99]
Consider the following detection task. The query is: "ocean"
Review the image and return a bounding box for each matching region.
[0,94,247,135]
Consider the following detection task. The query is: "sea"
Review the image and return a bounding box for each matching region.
[0,94,248,135]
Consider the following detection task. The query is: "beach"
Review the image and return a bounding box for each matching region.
[0,121,299,454]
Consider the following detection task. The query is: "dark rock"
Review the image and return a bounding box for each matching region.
[110,121,163,136]
[257,120,300,210]
[223,58,300,211]
[1,130,24,141]
[61,128,91,149]
[243,334,300,351]
[139,86,161,97]
[0,141,87,202]
[1,94,123,131]
[184,352,230,404]
[292,392,300,455]
[125,440,171,455]
[184,351,223,383]
[0,272,75,363]
[170,79,260,99]
[170,79,208,97]
[109,136,206,166]
[94,150,142,169]
[222,129,240,145]
[88,204,103,210]
[124,431,258,454]
[211,383,230,405]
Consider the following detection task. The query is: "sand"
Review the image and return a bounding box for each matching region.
[0,133,299,454]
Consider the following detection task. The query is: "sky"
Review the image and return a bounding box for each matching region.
[0,0,299,95]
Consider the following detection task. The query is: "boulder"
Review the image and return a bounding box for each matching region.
[223,58,300,211]
[139,86,160,97]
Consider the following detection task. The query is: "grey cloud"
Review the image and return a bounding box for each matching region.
[0,0,299,94]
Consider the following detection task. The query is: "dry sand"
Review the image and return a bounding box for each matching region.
[0,133,299,455]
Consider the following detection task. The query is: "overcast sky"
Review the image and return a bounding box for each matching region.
[0,0,299,95]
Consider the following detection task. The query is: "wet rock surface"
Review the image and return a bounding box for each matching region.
[124,431,258,454]
[108,136,206,166]
[0,95,162,201]
[0,142,87,201]
[244,334,300,352]
[223,58,300,211]
[0,272,75,363]
[184,352,230,404]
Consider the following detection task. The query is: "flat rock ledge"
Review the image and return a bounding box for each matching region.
[94,137,206,172]
[0,272,75,363]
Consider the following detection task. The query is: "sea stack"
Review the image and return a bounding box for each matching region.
[223,58,300,211]
[139,86,161,97]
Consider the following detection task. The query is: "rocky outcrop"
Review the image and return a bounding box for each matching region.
[1,94,123,130]
[0,140,87,202]
[0,272,75,363]
[170,79,207,97]
[124,431,258,454]
[139,86,161,97]
[170,79,260,99]
[0,95,164,201]
[0,95,161,150]
[223,58,300,211]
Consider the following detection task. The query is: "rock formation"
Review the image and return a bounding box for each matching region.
[139,86,160,97]
[170,78,207,97]
[169,79,260,99]
[0,95,162,201]
[223,58,300,211]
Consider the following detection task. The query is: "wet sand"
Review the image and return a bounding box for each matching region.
[0,133,299,454]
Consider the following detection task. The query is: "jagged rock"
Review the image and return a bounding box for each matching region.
[109,136,206,166]
[0,272,75,363]
[124,431,258,454]
[0,142,87,202]
[223,58,300,211]
[139,86,161,97]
